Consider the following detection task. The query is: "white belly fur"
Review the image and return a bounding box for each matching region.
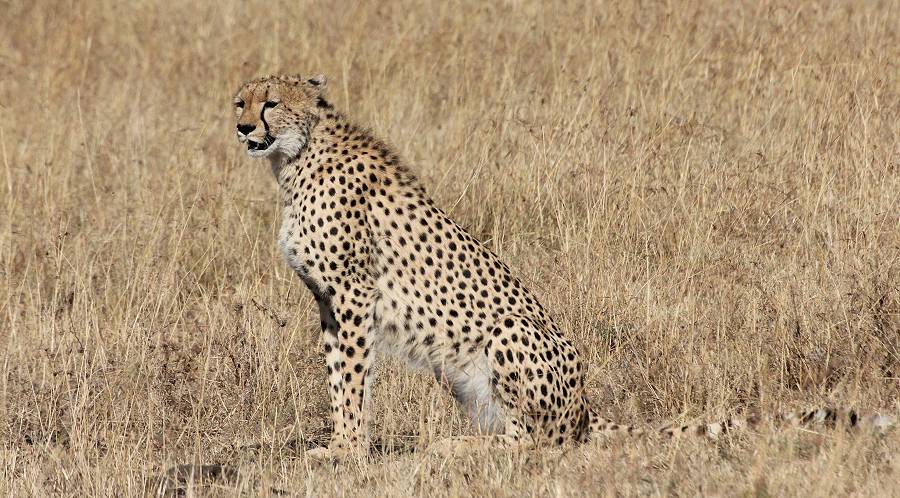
[370,286,506,434]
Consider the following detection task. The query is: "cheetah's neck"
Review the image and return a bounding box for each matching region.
[271,109,351,187]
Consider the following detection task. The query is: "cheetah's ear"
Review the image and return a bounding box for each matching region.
[306,74,327,89]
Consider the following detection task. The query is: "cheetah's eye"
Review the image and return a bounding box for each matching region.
[234,100,244,109]
[264,101,279,109]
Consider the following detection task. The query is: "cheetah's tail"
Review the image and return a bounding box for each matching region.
[589,406,895,441]
[587,405,648,437]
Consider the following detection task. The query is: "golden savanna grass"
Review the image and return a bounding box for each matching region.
[1,0,898,495]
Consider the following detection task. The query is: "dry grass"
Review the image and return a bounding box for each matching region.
[2,0,899,496]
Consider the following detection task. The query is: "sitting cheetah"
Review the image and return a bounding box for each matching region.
[233,74,892,459]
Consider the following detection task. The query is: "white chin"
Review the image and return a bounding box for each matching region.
[246,148,273,158]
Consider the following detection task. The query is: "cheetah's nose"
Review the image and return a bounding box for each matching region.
[236,124,256,135]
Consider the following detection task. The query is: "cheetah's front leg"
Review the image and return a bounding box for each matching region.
[312,285,376,460]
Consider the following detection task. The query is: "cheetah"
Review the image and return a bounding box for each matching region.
[232,74,893,459]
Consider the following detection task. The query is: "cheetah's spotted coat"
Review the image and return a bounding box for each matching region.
[233,74,892,459]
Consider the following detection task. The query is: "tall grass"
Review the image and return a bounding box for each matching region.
[1,0,898,495]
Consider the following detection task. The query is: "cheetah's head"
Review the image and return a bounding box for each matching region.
[233,74,329,160]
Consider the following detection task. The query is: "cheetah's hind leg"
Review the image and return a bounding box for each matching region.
[431,315,592,455]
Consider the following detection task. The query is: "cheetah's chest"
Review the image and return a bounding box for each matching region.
[277,213,323,297]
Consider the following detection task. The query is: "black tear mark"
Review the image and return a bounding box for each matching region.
[260,106,270,134]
